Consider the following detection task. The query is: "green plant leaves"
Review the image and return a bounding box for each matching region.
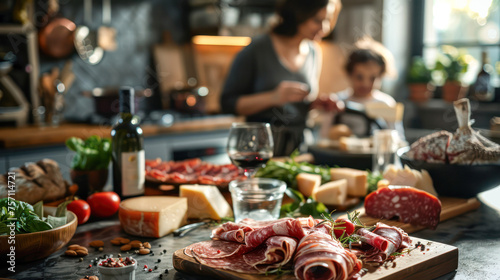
[66,136,112,171]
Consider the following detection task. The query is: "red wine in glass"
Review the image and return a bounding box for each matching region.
[230,152,272,170]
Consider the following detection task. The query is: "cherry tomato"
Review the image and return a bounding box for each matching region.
[67,200,91,225]
[333,218,356,239]
[87,192,121,218]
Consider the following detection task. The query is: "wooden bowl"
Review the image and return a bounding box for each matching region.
[0,207,78,263]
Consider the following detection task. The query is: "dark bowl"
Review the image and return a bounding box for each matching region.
[308,145,373,170]
[398,146,500,198]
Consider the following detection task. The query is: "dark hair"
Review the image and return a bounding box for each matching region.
[345,49,386,75]
[272,0,330,36]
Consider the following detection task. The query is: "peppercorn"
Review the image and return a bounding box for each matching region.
[157,259,161,263]
[149,268,153,272]
[159,244,162,247]
[154,266,158,270]
[88,264,92,268]
[163,249,167,253]
[144,265,148,269]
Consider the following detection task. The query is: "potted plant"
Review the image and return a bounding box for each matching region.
[434,46,469,102]
[407,56,435,102]
[66,136,112,199]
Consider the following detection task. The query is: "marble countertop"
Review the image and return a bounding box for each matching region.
[7,187,500,280]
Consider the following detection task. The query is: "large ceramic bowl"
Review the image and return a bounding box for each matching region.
[0,206,78,262]
[398,146,500,198]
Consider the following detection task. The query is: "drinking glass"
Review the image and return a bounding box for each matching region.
[372,129,400,175]
[227,122,274,178]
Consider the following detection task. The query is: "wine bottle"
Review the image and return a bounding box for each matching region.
[111,87,145,199]
[471,51,494,102]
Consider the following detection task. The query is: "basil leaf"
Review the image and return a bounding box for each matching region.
[66,137,85,152]
[33,201,44,219]
[47,215,67,228]
[285,188,304,203]
[55,201,71,217]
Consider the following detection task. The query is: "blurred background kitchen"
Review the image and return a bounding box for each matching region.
[0,0,499,181]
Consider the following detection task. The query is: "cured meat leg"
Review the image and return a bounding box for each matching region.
[447,98,500,164]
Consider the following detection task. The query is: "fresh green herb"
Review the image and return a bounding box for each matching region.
[209,217,235,227]
[66,135,112,171]
[280,189,329,219]
[0,198,69,235]
[367,170,383,194]
[265,266,293,276]
[255,150,330,189]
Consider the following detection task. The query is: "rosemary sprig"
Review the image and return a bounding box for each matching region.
[265,266,294,276]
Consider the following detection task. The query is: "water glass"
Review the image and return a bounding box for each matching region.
[372,129,400,175]
[229,178,286,223]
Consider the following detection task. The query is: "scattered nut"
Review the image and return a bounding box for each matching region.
[65,250,78,256]
[79,258,84,262]
[68,244,81,250]
[75,246,88,252]
[110,239,122,246]
[89,277,99,280]
[98,247,104,252]
[131,242,143,249]
[89,240,104,248]
[120,244,132,251]
[76,249,89,256]
[139,248,150,255]
[129,240,142,245]
[143,242,151,249]
[120,238,130,244]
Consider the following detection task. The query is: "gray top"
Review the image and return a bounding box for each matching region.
[220,34,319,127]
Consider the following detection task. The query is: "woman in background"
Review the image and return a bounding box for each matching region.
[220,0,342,156]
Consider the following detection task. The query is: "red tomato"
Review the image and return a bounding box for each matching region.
[333,218,356,239]
[67,200,91,225]
[87,192,121,218]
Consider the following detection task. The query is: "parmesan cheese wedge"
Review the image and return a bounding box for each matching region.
[312,179,348,205]
[382,165,437,196]
[118,196,188,238]
[179,184,233,220]
[330,168,368,197]
[296,173,322,198]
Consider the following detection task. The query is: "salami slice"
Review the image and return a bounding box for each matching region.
[294,232,362,280]
[184,240,252,258]
[364,186,442,229]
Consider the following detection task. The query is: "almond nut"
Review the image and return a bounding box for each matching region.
[129,240,142,245]
[143,242,151,249]
[76,246,88,252]
[110,239,122,246]
[138,248,150,255]
[120,244,132,251]
[89,277,99,280]
[76,249,88,256]
[68,245,81,250]
[131,242,142,249]
[65,250,78,256]
[89,240,104,248]
[120,238,130,245]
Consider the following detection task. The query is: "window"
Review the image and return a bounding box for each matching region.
[421,0,499,85]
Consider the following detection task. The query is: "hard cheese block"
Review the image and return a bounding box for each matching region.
[296,173,322,198]
[313,179,348,205]
[119,196,188,238]
[179,184,233,220]
[330,168,368,197]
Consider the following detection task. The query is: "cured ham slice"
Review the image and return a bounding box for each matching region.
[191,236,297,274]
[354,223,411,263]
[184,240,251,258]
[294,231,362,280]
[364,186,442,229]
[245,217,314,248]
[211,222,254,243]
[356,228,390,252]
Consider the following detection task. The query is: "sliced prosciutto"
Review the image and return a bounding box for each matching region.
[191,236,297,274]
[364,186,442,229]
[211,222,254,243]
[184,240,252,259]
[244,217,314,248]
[294,231,362,280]
[356,228,390,252]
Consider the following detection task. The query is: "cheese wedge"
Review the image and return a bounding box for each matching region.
[296,173,322,198]
[382,165,437,196]
[119,196,187,238]
[330,168,368,197]
[179,184,233,220]
[312,179,348,205]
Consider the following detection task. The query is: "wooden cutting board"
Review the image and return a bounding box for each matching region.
[173,237,458,280]
[343,197,481,234]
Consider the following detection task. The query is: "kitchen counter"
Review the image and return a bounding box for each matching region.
[0,115,244,149]
[6,186,500,280]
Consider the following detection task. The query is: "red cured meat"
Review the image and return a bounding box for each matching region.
[364,186,442,229]
[184,240,252,258]
[244,217,314,248]
[356,228,390,252]
[294,231,362,280]
[190,236,297,274]
[406,131,452,163]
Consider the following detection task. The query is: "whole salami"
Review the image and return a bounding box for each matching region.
[364,186,442,229]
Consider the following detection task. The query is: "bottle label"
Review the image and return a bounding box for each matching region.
[121,150,145,196]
